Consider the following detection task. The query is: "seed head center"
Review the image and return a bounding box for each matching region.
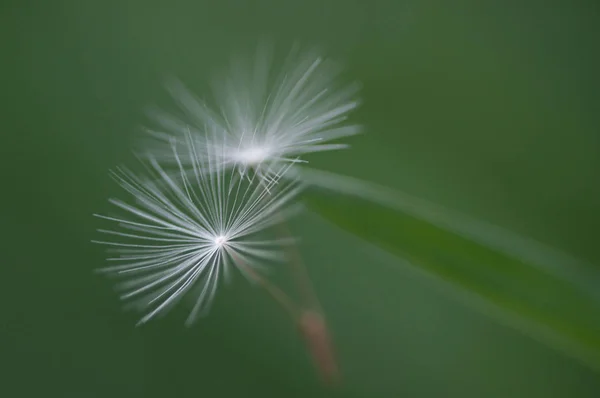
[235,146,270,165]
[214,235,228,248]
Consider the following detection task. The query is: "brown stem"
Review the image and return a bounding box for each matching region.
[298,310,341,386]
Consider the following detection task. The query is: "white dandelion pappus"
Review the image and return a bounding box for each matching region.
[146,44,362,183]
[93,137,304,326]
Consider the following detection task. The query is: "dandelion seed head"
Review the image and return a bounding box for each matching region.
[93,135,303,327]
[145,43,362,184]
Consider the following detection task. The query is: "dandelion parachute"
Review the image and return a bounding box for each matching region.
[145,44,362,183]
[93,136,304,326]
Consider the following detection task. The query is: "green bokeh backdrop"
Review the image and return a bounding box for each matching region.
[3,0,599,397]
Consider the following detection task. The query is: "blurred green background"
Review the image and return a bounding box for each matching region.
[3,0,599,397]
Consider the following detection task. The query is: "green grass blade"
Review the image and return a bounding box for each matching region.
[301,168,600,372]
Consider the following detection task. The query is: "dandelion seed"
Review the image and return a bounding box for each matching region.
[93,136,304,326]
[145,43,362,183]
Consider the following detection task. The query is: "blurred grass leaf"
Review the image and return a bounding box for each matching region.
[301,168,600,373]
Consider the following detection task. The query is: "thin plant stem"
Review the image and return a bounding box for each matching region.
[273,214,341,386]
[256,175,339,384]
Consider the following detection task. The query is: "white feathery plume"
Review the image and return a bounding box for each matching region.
[145,43,362,183]
[93,134,304,326]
